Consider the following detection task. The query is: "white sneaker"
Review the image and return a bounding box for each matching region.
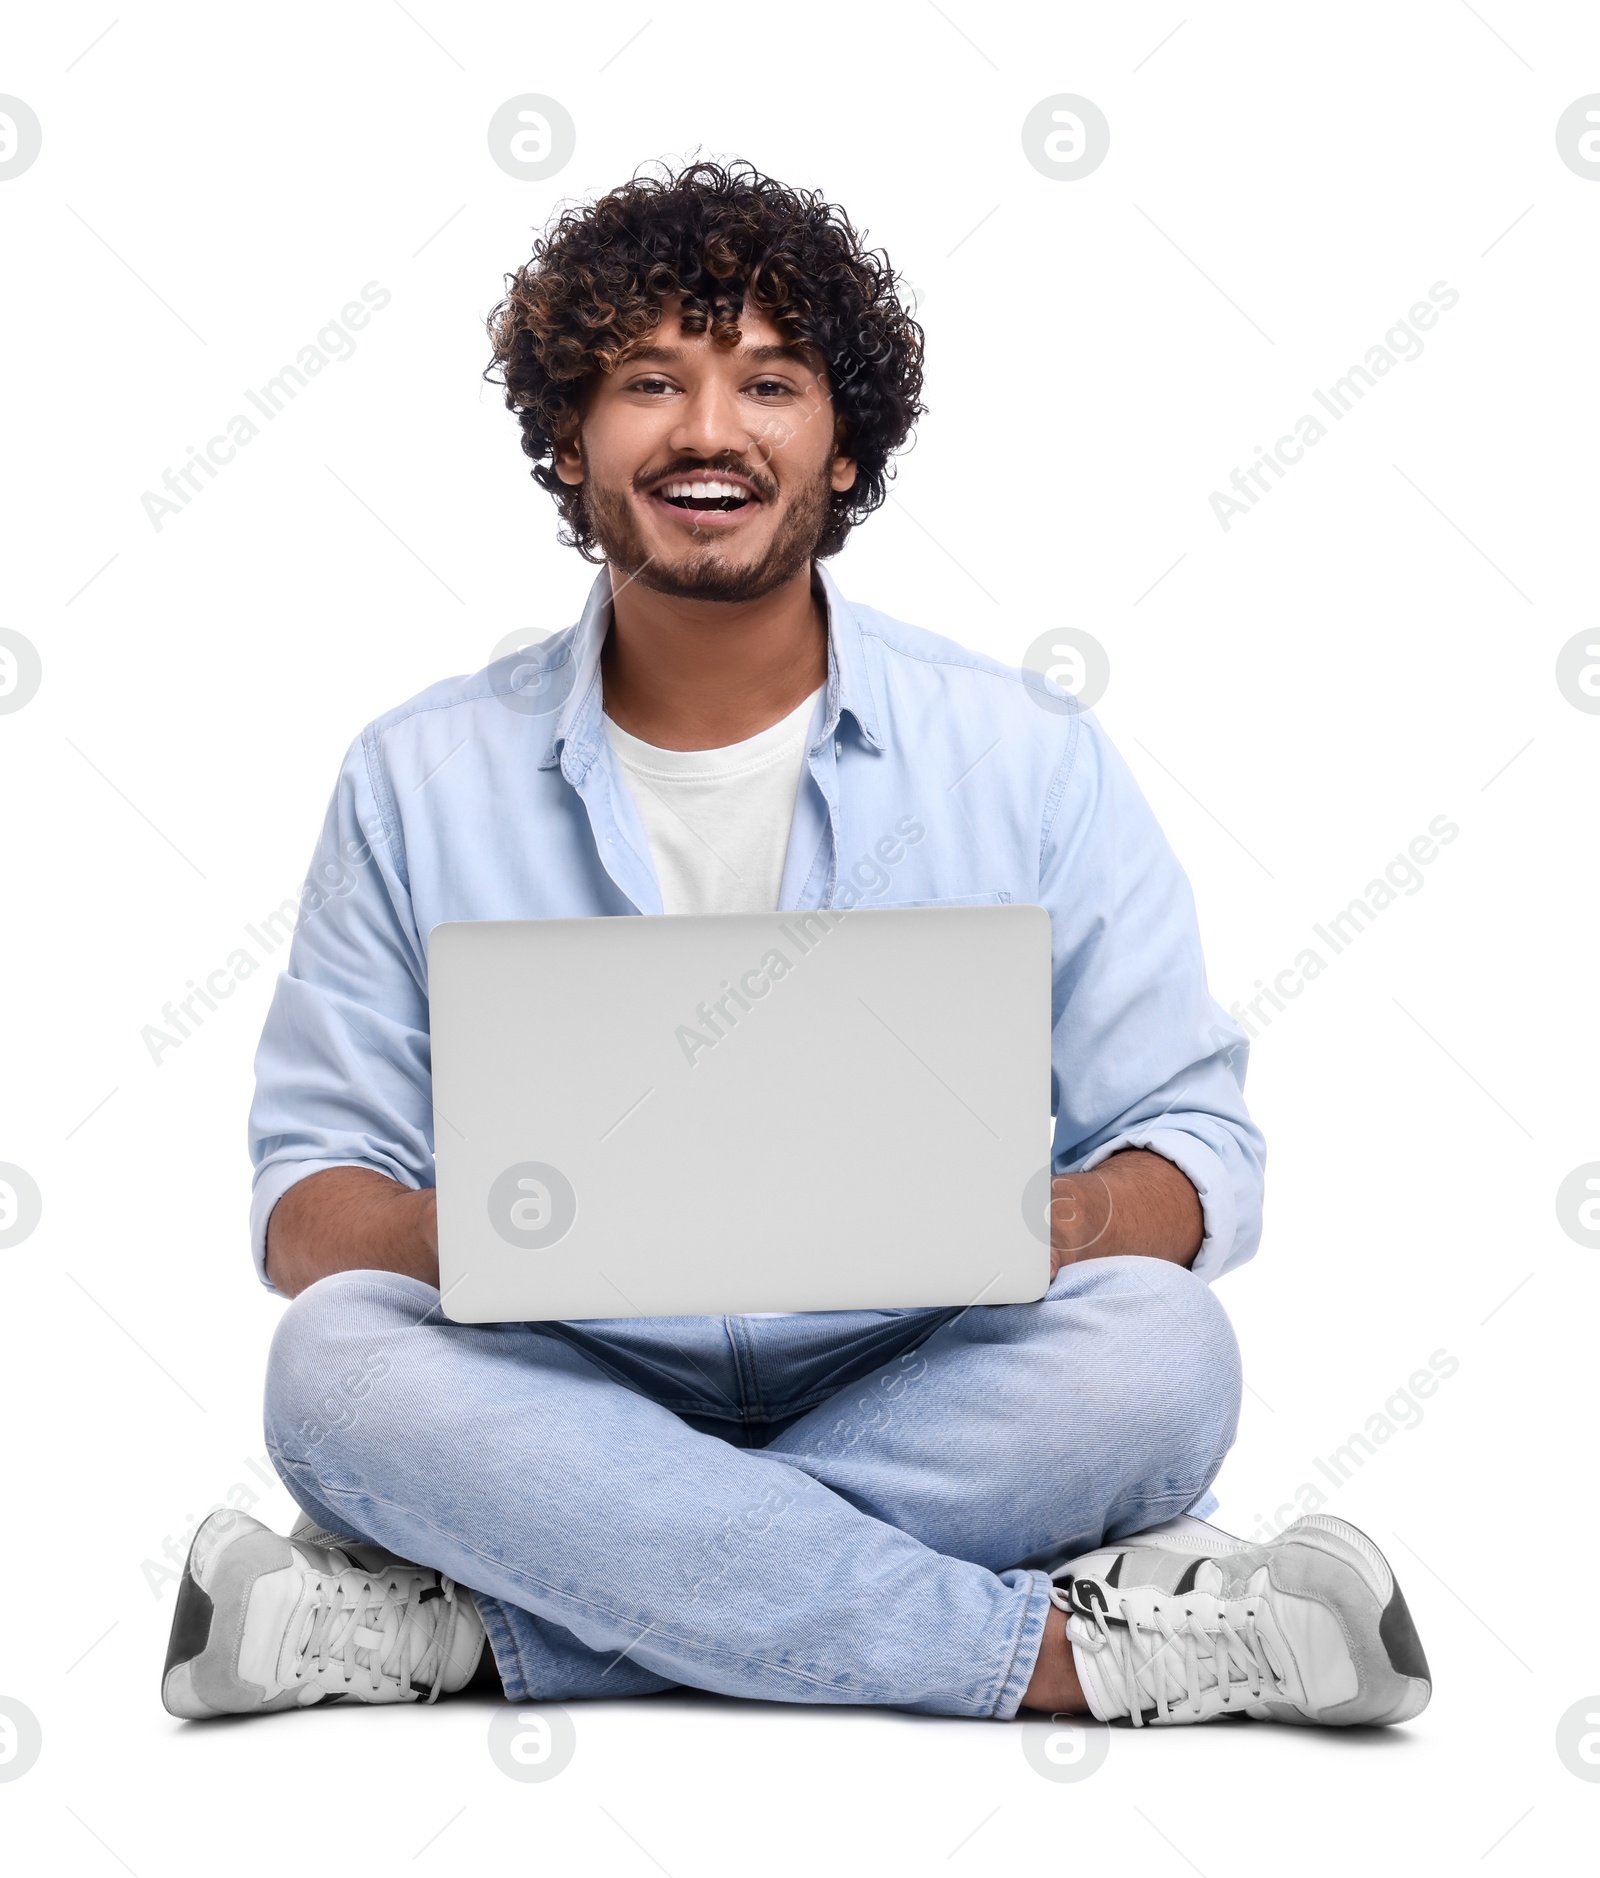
[162,1509,487,1719]
[1049,1513,1431,1728]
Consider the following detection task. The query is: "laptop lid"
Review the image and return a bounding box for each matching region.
[431,904,1052,1321]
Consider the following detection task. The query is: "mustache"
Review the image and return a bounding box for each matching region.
[633,456,777,501]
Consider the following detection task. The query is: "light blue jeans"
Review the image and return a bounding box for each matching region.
[262,1257,1241,1720]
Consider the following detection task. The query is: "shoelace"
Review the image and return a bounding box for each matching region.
[293,1567,462,1703]
[1051,1577,1288,1726]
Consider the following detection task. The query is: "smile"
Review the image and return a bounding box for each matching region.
[644,472,763,528]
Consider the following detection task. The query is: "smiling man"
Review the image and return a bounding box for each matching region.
[161,161,1432,1731]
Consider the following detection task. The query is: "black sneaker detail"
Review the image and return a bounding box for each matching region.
[1173,1557,1203,1595]
[1377,1574,1431,1685]
[1072,1576,1109,1617]
[1104,1554,1123,1588]
[163,1570,215,1680]
[1070,1577,1130,1629]
[419,1585,443,1603]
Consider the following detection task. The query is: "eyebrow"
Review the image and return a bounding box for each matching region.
[618,341,819,370]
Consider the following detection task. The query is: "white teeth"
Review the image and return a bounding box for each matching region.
[659,479,747,501]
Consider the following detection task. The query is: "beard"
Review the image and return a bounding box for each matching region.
[581,456,834,604]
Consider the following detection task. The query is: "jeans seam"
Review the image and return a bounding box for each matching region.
[991,1570,1054,1721]
[722,1314,764,1423]
[474,1593,531,1701]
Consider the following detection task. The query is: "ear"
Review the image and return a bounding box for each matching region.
[553,417,584,487]
[830,432,858,494]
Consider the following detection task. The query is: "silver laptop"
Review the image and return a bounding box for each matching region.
[430,904,1052,1322]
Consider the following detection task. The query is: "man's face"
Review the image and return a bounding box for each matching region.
[554,295,857,603]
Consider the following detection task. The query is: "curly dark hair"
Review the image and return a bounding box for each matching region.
[484,158,925,560]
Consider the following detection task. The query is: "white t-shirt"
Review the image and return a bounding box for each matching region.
[605,687,823,1323]
[604,687,823,916]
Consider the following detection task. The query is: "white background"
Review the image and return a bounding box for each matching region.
[2,1,1596,1871]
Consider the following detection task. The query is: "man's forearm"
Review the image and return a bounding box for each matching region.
[1050,1148,1204,1273]
[264,1167,439,1299]
[264,1147,1200,1299]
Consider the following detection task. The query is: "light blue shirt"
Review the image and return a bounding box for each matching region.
[248,565,1265,1290]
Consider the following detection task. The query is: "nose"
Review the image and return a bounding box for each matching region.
[667,378,760,465]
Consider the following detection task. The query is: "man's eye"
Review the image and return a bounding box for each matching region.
[749,379,792,397]
[633,376,675,394]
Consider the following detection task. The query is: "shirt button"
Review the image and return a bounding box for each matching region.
[834,740,842,756]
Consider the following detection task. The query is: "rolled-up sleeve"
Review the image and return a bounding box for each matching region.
[1039,711,1265,1281]
[247,729,431,1292]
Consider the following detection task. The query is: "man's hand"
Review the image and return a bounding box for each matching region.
[1049,1148,1204,1275]
[264,1167,439,1299]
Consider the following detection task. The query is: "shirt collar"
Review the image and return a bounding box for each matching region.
[814,561,885,753]
[538,567,611,777]
[539,559,886,778]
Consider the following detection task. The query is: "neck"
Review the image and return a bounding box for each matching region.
[599,559,828,751]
